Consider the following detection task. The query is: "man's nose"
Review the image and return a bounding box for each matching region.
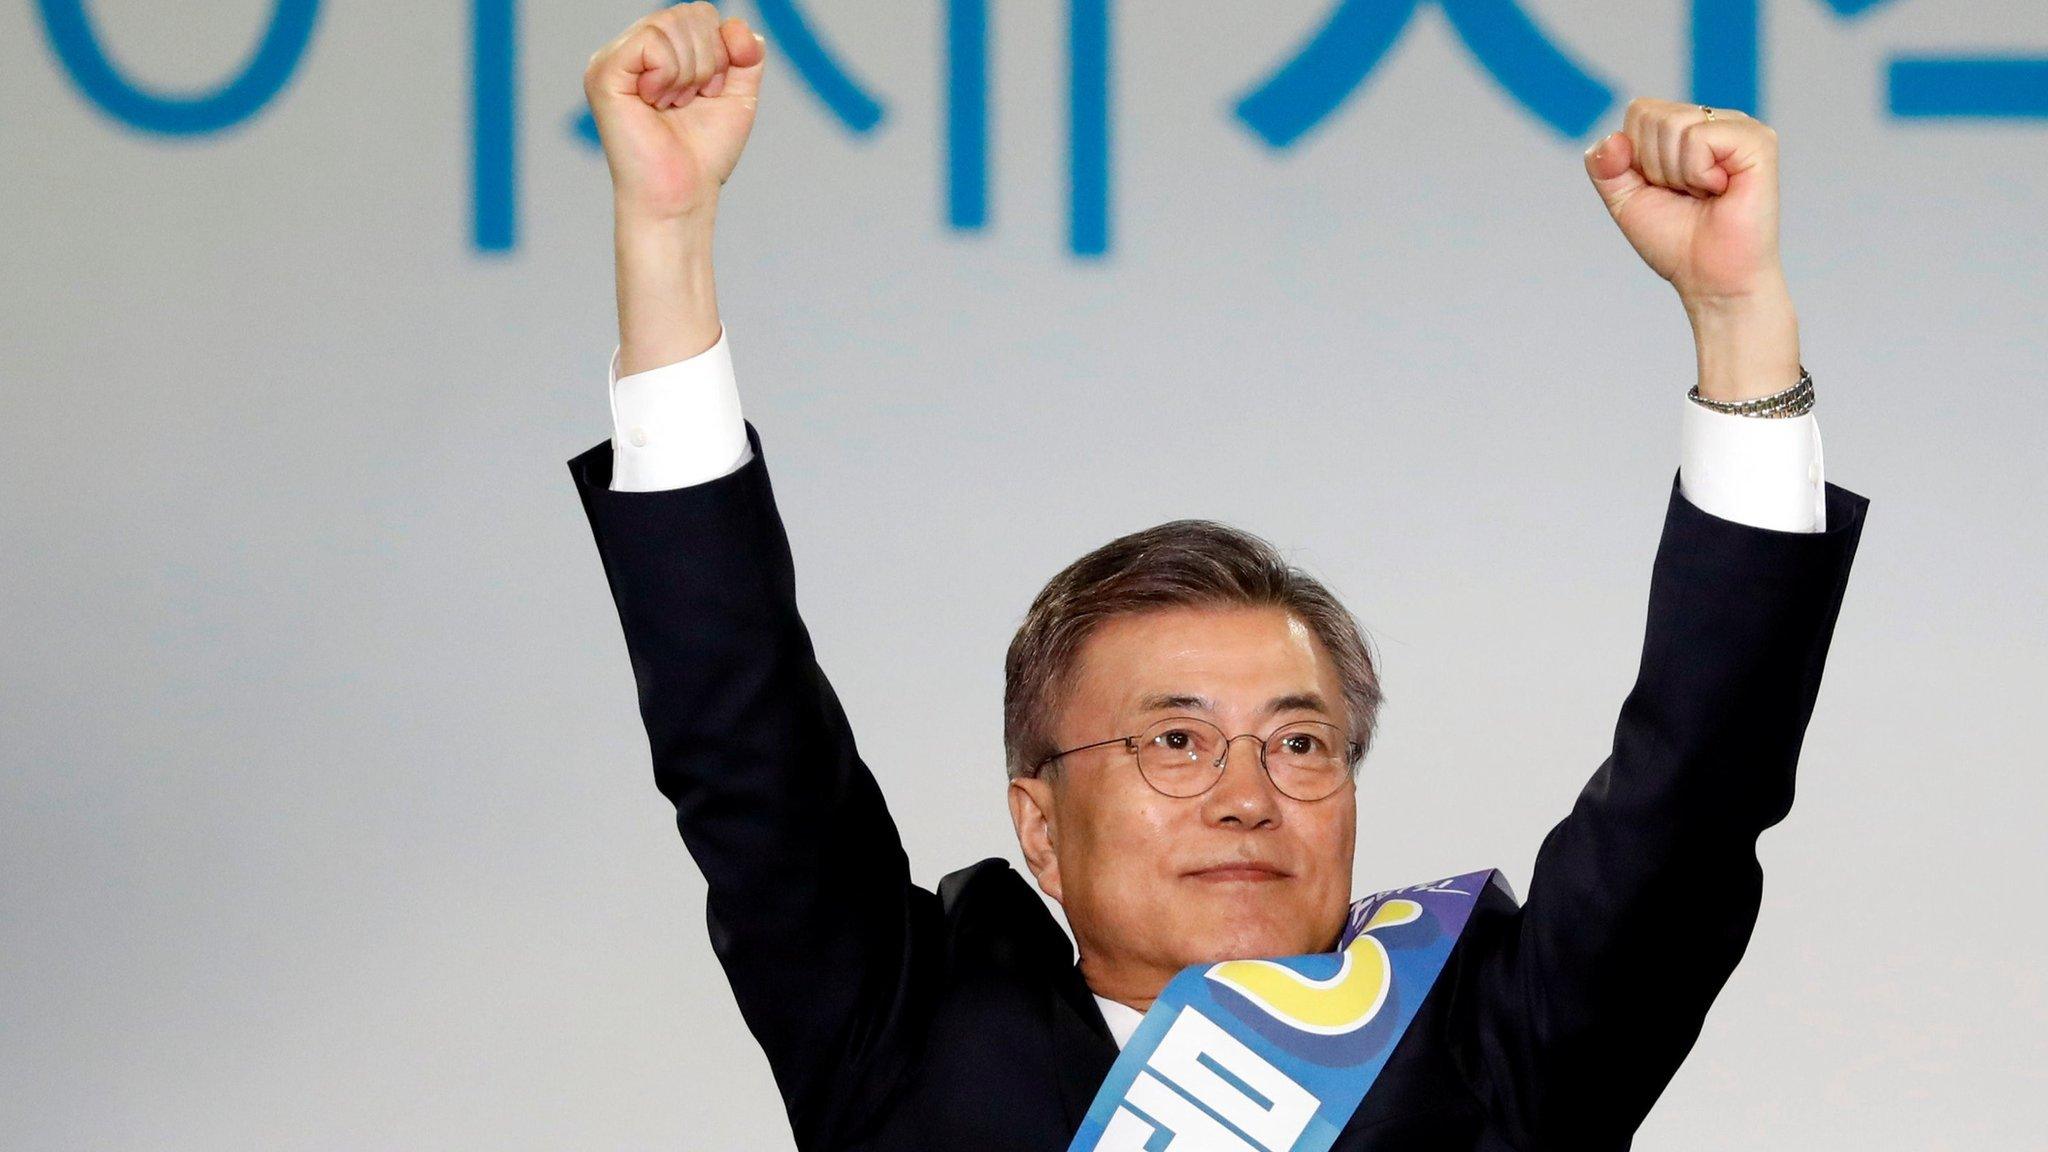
[1200,735,1282,828]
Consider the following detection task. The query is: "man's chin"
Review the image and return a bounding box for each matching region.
[1170,921,1319,967]
[1163,898,1349,964]
[1165,888,1328,959]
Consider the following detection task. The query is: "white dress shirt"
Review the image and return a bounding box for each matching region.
[1094,995,1146,1050]
[601,328,1828,1049]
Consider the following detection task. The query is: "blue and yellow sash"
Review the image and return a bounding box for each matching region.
[1069,869,1505,1152]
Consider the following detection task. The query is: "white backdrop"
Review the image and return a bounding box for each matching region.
[4,2,2045,1147]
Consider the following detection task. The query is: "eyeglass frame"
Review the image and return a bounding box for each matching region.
[1027,714,1364,802]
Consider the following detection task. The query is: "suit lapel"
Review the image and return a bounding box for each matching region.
[1049,959,1119,1133]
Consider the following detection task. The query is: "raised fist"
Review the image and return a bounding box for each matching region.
[583,2,768,225]
[1584,98,1786,306]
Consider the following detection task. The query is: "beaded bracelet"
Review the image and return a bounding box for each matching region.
[1687,366,1814,418]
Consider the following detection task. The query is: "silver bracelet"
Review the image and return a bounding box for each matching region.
[1687,365,1814,418]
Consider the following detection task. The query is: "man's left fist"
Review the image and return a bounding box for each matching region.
[1584,97,1785,306]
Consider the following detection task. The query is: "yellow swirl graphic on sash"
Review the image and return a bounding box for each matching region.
[1203,898,1424,1035]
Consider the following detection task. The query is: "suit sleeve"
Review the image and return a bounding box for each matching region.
[570,424,939,1147]
[1444,471,1869,1148]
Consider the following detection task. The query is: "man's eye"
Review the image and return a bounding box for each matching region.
[1278,732,1326,755]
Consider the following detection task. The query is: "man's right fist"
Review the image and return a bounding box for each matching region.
[583,2,767,225]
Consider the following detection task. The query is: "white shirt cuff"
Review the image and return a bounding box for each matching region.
[1677,396,1826,533]
[607,325,754,492]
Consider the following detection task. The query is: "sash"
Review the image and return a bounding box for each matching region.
[1068,868,1507,1152]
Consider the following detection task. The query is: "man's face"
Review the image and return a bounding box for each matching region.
[1008,604,1358,1002]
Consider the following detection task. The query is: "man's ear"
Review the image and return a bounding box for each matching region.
[1007,774,1063,904]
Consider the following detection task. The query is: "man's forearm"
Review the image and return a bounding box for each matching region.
[616,211,722,378]
[1685,276,1802,404]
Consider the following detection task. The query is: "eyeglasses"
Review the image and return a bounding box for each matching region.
[1030,716,1360,802]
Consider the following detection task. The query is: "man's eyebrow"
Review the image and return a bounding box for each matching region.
[1134,691,1334,718]
[1263,692,1332,718]
[1138,693,1213,713]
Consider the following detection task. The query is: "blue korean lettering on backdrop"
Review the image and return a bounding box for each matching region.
[32,1,2048,257]
[34,0,321,135]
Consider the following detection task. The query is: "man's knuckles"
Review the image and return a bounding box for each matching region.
[656,7,737,92]
[585,26,664,88]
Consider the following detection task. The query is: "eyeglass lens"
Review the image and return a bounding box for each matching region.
[1134,716,1349,801]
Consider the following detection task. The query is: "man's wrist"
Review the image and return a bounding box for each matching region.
[1683,279,1802,403]
[614,187,719,235]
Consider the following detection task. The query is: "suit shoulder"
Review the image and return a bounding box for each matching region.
[936,858,1074,972]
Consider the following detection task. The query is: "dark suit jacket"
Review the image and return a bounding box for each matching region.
[571,423,1868,1151]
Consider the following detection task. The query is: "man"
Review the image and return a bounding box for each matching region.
[569,6,1867,1148]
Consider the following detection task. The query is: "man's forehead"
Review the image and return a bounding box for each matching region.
[1067,606,1340,713]
[1085,604,1322,663]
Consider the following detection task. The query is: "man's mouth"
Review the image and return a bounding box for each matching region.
[1184,862,1291,882]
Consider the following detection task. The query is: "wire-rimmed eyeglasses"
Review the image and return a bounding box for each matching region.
[1029,716,1360,802]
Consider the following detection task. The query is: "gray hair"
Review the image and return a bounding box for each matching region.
[1003,519,1384,780]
